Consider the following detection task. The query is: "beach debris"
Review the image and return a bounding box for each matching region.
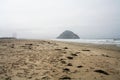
[72,70,78,73]
[61,60,66,64]
[0,66,6,74]
[20,45,26,48]
[63,51,67,54]
[90,67,95,69]
[63,68,70,72]
[75,51,81,54]
[85,69,89,72]
[67,63,73,66]
[28,76,32,79]
[101,54,110,57]
[28,46,32,49]
[63,47,68,49]
[35,78,40,80]
[59,75,71,80]
[11,44,15,48]
[94,70,109,75]
[5,76,11,80]
[48,41,51,44]
[16,73,26,77]
[55,48,62,50]
[71,53,78,56]
[41,76,51,80]
[67,56,73,60]
[25,43,33,46]
[77,65,83,68]
[82,49,90,51]
[20,43,33,49]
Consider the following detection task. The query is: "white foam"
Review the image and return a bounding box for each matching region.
[52,39,120,47]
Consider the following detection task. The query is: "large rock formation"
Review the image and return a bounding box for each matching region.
[57,30,80,39]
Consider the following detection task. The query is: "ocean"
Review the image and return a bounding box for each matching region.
[53,39,120,47]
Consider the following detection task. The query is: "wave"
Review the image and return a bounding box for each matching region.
[53,39,120,47]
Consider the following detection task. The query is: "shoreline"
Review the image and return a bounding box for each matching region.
[52,39,120,47]
[51,40,120,51]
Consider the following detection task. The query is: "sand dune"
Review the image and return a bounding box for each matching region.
[0,39,120,80]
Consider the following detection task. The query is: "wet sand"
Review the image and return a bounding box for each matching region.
[0,39,120,80]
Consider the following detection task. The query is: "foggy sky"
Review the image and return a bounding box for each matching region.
[0,0,120,39]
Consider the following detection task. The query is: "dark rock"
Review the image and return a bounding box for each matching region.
[67,63,73,66]
[5,76,11,80]
[25,43,33,46]
[16,73,25,77]
[57,30,80,39]
[35,78,40,80]
[61,61,66,64]
[67,56,73,60]
[41,76,50,80]
[48,42,51,44]
[59,76,71,80]
[28,46,32,49]
[28,76,32,79]
[77,65,83,68]
[11,44,15,48]
[63,47,68,49]
[101,54,109,57]
[82,49,90,51]
[94,70,109,75]
[71,53,78,56]
[0,66,6,74]
[63,68,70,72]
[75,52,81,54]
[55,48,62,50]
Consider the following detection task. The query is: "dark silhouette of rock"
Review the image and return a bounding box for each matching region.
[57,30,80,39]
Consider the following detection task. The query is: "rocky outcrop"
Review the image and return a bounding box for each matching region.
[57,30,80,39]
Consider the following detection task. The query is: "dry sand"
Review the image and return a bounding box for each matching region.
[0,39,120,80]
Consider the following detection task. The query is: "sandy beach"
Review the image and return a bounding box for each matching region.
[0,39,120,80]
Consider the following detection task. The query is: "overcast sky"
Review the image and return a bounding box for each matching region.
[0,0,120,39]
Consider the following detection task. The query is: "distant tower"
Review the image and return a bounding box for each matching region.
[12,33,17,38]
